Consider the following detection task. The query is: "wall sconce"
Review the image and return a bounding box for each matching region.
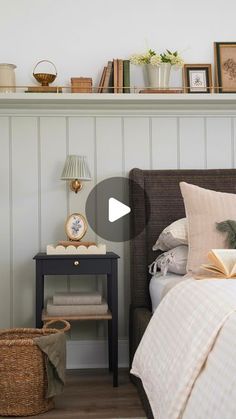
[61,155,91,193]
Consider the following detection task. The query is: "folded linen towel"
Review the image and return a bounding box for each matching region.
[53,291,102,305]
[47,299,108,316]
[34,332,66,398]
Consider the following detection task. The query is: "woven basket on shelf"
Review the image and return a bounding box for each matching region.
[0,319,70,417]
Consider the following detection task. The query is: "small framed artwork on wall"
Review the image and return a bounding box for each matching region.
[183,64,213,93]
[214,42,236,93]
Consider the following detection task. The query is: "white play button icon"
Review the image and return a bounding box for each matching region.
[86,176,150,242]
[108,197,131,222]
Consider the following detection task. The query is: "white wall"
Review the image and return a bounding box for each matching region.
[0,0,236,88]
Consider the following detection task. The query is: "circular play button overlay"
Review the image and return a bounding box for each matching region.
[85,176,150,242]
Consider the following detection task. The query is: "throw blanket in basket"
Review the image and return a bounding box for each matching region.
[34,332,66,398]
[131,278,236,419]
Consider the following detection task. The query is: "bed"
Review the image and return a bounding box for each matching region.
[129,168,236,419]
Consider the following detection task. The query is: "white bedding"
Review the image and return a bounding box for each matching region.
[131,278,236,419]
[149,273,185,312]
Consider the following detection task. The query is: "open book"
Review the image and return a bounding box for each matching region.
[201,249,236,278]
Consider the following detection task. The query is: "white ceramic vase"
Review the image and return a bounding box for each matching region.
[143,63,172,89]
[0,64,16,92]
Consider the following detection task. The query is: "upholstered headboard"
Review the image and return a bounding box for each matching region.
[129,168,236,362]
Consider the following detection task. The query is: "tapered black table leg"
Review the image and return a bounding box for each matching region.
[108,259,118,387]
[108,319,113,372]
[36,264,44,328]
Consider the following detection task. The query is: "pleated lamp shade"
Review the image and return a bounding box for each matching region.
[61,155,91,193]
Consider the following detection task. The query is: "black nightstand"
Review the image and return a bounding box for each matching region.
[33,252,120,387]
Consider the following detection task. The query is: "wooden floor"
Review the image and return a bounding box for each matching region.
[24,369,146,419]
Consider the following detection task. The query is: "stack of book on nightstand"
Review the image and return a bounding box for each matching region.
[46,291,108,316]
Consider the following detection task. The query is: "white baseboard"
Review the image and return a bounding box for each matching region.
[66,339,129,369]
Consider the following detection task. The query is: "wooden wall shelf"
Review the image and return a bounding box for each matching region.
[1,93,236,114]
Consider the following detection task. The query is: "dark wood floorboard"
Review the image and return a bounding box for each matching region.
[4,369,146,419]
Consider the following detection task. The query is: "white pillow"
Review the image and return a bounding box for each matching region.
[152,218,188,251]
[149,245,188,276]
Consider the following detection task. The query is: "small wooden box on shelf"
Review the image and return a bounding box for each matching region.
[71,77,92,93]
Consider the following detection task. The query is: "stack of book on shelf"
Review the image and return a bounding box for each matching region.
[71,77,93,93]
[46,291,108,317]
[98,59,130,93]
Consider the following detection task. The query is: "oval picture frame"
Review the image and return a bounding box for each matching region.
[65,213,87,241]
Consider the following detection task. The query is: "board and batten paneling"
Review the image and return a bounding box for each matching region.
[68,116,97,339]
[206,118,233,168]
[96,117,125,337]
[123,117,151,336]
[179,118,205,169]
[39,117,68,306]
[123,118,151,171]
[11,117,39,327]
[0,117,11,328]
[1,108,236,354]
[151,118,178,169]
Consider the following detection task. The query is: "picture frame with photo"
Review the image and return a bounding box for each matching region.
[214,42,236,93]
[65,213,87,241]
[183,64,213,93]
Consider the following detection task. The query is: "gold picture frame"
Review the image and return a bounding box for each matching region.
[214,42,236,93]
[183,64,213,93]
[65,213,87,241]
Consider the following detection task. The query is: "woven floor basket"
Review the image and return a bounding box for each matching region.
[0,320,70,417]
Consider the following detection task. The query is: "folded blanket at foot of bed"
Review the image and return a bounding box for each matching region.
[131,278,236,419]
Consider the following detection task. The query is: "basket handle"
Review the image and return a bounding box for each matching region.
[43,319,70,332]
[33,60,57,76]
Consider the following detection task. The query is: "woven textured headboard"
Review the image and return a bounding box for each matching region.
[129,168,236,310]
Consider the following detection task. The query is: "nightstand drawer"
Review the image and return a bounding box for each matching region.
[42,258,112,275]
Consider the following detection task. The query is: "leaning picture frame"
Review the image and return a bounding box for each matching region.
[214,42,236,93]
[183,64,213,93]
[65,213,87,241]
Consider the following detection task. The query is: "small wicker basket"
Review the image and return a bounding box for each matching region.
[0,320,70,417]
[33,60,57,86]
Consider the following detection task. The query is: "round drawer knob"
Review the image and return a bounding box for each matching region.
[74,260,80,266]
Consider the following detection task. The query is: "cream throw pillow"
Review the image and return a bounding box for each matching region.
[180,182,236,276]
[152,218,188,251]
